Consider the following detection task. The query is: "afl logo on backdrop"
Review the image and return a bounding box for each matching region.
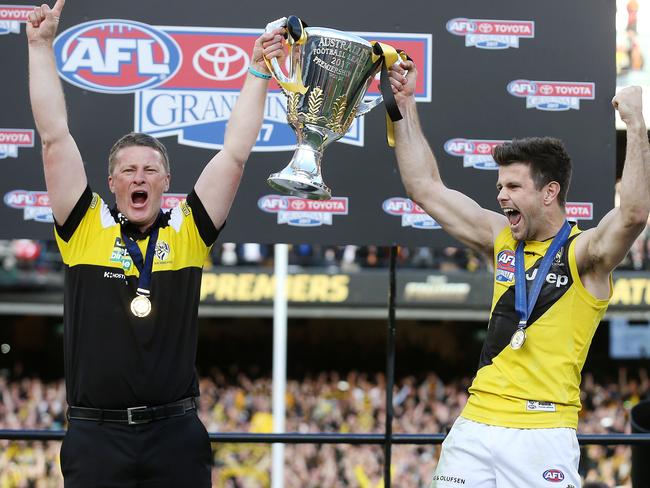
[53,19,181,93]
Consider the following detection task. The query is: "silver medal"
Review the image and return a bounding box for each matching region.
[510,328,526,350]
[130,295,152,318]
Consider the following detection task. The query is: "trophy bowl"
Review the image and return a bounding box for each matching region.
[264,16,387,200]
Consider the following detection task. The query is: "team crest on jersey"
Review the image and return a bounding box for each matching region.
[109,237,132,269]
[0,5,31,35]
[258,195,348,227]
[53,21,431,151]
[446,18,534,49]
[507,80,595,111]
[495,249,515,282]
[3,190,53,223]
[382,197,440,229]
[444,138,508,170]
[155,240,170,261]
[0,129,34,159]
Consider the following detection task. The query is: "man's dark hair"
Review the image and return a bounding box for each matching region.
[108,132,170,175]
[492,137,572,206]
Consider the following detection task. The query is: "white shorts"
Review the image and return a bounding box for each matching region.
[430,417,580,488]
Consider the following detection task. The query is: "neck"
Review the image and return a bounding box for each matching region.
[530,209,566,241]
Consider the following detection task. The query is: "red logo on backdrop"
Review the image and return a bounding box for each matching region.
[446,18,534,49]
[0,129,34,159]
[161,193,186,209]
[258,195,348,227]
[382,197,440,229]
[444,138,508,170]
[4,190,53,223]
[565,202,593,220]
[507,80,595,111]
[0,5,32,35]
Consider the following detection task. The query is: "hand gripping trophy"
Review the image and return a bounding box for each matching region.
[263,16,407,200]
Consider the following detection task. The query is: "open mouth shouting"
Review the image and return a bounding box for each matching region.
[503,207,521,227]
[131,189,149,208]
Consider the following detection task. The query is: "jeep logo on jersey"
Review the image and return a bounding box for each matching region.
[495,249,515,283]
[542,469,565,482]
[4,189,53,223]
[193,43,249,81]
[444,138,508,170]
[134,26,431,152]
[446,18,534,49]
[508,80,595,111]
[566,202,593,221]
[382,197,440,229]
[0,5,32,35]
[0,129,34,159]
[258,195,348,227]
[53,19,181,94]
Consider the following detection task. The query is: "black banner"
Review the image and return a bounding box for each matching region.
[0,0,615,245]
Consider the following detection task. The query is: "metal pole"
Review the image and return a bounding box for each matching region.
[272,243,288,488]
[384,245,397,488]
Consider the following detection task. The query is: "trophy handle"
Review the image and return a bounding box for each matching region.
[357,97,384,116]
[263,16,308,94]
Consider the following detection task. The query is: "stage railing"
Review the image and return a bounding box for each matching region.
[1,430,650,445]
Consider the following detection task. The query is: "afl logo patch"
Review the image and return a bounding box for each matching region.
[496,249,515,283]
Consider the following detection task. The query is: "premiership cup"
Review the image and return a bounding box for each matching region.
[264,16,399,200]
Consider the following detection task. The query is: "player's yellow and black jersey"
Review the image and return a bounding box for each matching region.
[55,186,220,409]
[461,224,611,429]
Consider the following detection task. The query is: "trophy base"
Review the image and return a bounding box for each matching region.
[267,172,332,200]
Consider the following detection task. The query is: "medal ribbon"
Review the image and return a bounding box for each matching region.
[122,221,160,297]
[514,220,571,329]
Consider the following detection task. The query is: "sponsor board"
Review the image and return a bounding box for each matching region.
[4,190,53,223]
[53,20,431,151]
[4,191,186,224]
[258,194,348,227]
[565,202,593,221]
[444,138,508,170]
[0,129,34,159]
[507,80,595,111]
[382,197,440,229]
[446,18,534,49]
[0,5,32,35]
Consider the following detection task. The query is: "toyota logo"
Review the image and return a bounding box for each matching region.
[539,84,554,95]
[476,143,491,154]
[478,24,493,34]
[192,43,249,81]
[292,199,307,210]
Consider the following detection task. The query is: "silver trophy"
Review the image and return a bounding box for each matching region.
[264,16,394,200]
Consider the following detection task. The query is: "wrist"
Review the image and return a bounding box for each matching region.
[248,64,272,80]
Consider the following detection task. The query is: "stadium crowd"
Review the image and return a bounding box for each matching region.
[0,367,646,487]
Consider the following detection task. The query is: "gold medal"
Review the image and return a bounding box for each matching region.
[130,295,152,318]
[510,328,526,350]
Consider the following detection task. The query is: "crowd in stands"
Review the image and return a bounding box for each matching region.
[0,367,647,487]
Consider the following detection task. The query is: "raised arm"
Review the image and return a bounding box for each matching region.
[27,0,86,225]
[575,86,650,296]
[194,30,285,229]
[390,61,507,257]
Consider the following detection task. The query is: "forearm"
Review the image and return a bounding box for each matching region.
[393,98,443,200]
[222,73,268,165]
[620,120,650,224]
[28,41,70,145]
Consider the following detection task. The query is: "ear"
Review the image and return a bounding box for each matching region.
[108,174,116,194]
[164,173,170,192]
[544,181,561,205]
